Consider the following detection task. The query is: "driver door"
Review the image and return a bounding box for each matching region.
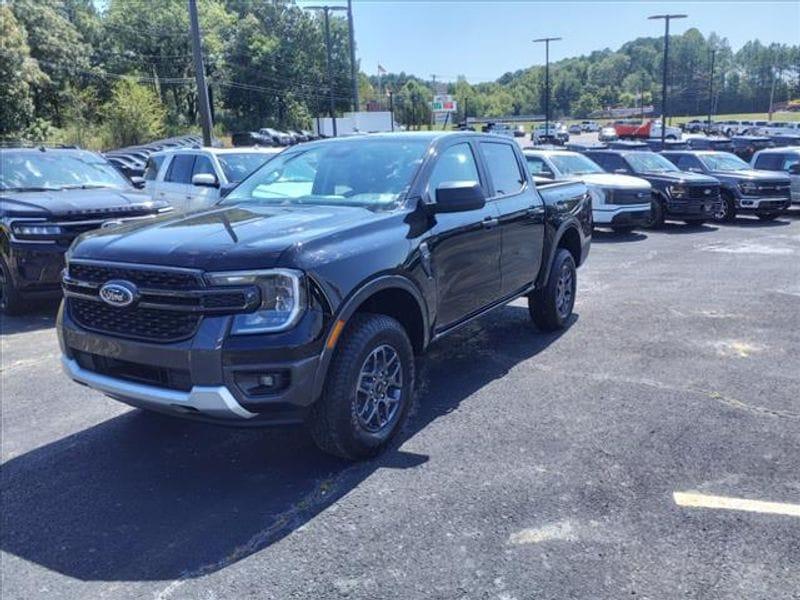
[425,141,502,330]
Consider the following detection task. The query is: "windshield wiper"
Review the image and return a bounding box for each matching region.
[0,186,60,192]
[59,184,110,190]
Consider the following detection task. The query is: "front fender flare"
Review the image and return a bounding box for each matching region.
[311,274,430,399]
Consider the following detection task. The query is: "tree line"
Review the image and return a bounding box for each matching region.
[2,0,798,149]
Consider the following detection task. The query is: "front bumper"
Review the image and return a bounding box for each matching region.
[58,302,326,426]
[737,196,791,212]
[665,196,721,218]
[593,204,651,226]
[5,241,66,298]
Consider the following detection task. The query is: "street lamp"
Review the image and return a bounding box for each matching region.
[648,14,687,145]
[533,37,561,144]
[306,5,348,136]
[386,88,394,132]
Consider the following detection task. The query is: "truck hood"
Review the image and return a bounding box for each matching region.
[580,173,651,190]
[708,169,790,183]
[639,171,718,185]
[69,203,392,271]
[0,187,162,218]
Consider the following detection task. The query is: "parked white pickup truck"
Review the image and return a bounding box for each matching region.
[143,147,281,213]
[524,149,653,232]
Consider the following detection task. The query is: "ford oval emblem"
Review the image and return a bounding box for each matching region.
[99,280,138,308]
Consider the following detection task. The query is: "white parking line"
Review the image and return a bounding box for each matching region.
[674,492,800,517]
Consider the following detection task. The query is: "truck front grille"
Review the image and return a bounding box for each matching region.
[611,189,651,205]
[69,297,201,342]
[69,263,202,290]
[688,185,721,199]
[72,349,192,391]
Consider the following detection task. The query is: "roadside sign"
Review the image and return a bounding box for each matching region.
[431,94,457,113]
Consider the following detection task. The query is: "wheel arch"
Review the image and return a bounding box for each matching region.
[311,274,430,399]
[537,223,582,289]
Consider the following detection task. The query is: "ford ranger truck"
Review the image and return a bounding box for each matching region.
[58,133,591,460]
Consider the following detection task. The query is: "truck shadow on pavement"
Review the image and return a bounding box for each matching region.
[1,304,572,583]
[0,302,59,335]
[590,230,648,244]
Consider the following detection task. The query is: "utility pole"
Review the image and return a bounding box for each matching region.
[346,0,359,112]
[640,72,645,121]
[768,66,778,120]
[533,37,561,143]
[430,74,437,129]
[307,5,347,136]
[707,48,716,132]
[188,0,213,146]
[648,13,687,145]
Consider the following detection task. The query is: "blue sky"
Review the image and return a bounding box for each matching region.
[334,1,800,82]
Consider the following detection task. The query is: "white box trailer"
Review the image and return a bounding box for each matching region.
[314,111,397,136]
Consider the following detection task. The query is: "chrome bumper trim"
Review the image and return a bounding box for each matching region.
[62,357,256,419]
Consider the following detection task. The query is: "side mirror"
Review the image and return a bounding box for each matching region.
[788,164,800,175]
[192,173,219,188]
[219,182,237,198]
[433,181,486,213]
[129,176,145,189]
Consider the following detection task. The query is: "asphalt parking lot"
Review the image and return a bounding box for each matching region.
[2,214,800,599]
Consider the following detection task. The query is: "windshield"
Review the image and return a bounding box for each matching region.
[0,151,130,191]
[549,154,604,176]
[217,153,275,183]
[223,138,429,208]
[698,153,750,171]
[625,152,679,173]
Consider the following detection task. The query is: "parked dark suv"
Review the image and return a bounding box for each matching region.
[583,149,721,227]
[662,151,791,222]
[58,133,591,459]
[0,147,170,313]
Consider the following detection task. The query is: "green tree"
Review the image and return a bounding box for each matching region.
[102,79,166,147]
[0,5,47,135]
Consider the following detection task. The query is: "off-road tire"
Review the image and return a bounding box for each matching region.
[529,248,576,332]
[309,313,414,460]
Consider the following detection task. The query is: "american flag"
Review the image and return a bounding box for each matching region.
[377,64,387,75]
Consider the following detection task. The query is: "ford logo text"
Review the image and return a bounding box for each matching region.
[99,280,138,308]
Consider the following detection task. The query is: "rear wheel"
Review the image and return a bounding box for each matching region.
[309,313,414,460]
[529,248,576,332]
[0,259,24,315]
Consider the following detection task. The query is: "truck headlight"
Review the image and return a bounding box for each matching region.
[206,269,306,334]
[739,182,758,194]
[12,222,64,237]
[668,185,687,198]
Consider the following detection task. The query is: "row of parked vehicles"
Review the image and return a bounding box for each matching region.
[682,118,800,138]
[1,130,797,460]
[231,128,319,148]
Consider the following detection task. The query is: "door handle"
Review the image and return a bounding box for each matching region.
[482,217,498,229]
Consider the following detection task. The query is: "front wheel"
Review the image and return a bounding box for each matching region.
[529,248,576,332]
[713,193,736,223]
[0,259,24,315]
[644,197,665,229]
[309,313,414,460]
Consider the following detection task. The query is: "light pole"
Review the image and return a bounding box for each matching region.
[307,5,347,136]
[707,48,716,132]
[648,14,687,145]
[386,89,394,131]
[346,0,359,112]
[533,37,561,143]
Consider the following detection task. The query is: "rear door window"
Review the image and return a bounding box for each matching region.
[479,142,525,197]
[144,155,165,181]
[165,154,195,183]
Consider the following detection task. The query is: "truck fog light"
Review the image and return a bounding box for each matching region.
[234,370,290,397]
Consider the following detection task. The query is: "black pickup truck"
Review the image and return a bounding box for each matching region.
[662,150,791,222]
[583,149,721,227]
[58,132,591,459]
[0,148,170,313]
